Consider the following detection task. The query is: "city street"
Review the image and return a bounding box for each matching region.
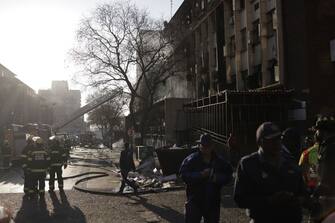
[0,143,250,223]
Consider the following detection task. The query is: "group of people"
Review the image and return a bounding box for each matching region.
[179,114,335,223]
[21,135,69,198]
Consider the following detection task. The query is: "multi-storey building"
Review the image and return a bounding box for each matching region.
[0,63,53,130]
[170,0,335,121]
[38,81,83,135]
[128,0,335,149]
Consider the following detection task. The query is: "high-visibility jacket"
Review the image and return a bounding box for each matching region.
[299,143,319,189]
[48,145,67,167]
[27,147,50,173]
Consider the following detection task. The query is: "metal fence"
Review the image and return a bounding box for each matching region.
[183,90,292,154]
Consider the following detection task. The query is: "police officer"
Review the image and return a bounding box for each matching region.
[21,135,34,195]
[48,136,68,191]
[180,133,233,223]
[27,137,50,197]
[234,122,306,223]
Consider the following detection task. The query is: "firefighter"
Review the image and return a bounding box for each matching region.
[27,137,50,197]
[21,135,34,195]
[1,140,11,169]
[48,136,68,191]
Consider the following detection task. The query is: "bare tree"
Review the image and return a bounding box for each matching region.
[71,0,182,142]
[87,90,127,146]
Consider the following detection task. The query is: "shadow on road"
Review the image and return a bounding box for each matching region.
[126,194,185,223]
[0,167,24,185]
[14,191,87,223]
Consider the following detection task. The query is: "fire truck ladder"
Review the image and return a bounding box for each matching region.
[53,88,123,132]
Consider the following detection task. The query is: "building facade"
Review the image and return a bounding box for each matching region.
[170,0,335,121]
[0,63,53,131]
[38,81,83,135]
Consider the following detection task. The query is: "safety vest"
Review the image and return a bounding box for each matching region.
[299,143,319,188]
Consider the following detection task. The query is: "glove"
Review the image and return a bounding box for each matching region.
[64,163,68,169]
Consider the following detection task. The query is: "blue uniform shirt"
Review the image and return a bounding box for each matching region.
[179,151,233,209]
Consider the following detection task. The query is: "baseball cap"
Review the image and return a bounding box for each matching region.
[256,122,281,143]
[197,133,212,146]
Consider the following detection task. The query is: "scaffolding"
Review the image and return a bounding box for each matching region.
[183,90,293,155]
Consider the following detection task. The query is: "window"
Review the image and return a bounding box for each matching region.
[212,47,217,68]
[230,36,236,56]
[266,10,275,37]
[254,2,260,11]
[211,13,216,33]
[252,20,260,45]
[268,59,279,84]
[198,27,202,43]
[241,29,247,51]
[201,0,205,10]
[247,64,262,89]
[240,0,245,10]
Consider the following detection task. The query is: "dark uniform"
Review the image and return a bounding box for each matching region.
[21,138,34,194]
[27,137,50,195]
[48,137,68,191]
[118,143,137,193]
[180,151,233,223]
[234,150,305,223]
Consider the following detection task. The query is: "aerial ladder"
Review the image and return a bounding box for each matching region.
[53,88,123,133]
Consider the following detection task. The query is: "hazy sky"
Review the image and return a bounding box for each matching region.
[0,0,183,92]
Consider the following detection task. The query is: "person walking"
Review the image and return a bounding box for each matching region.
[180,133,233,223]
[234,122,306,223]
[118,142,138,194]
